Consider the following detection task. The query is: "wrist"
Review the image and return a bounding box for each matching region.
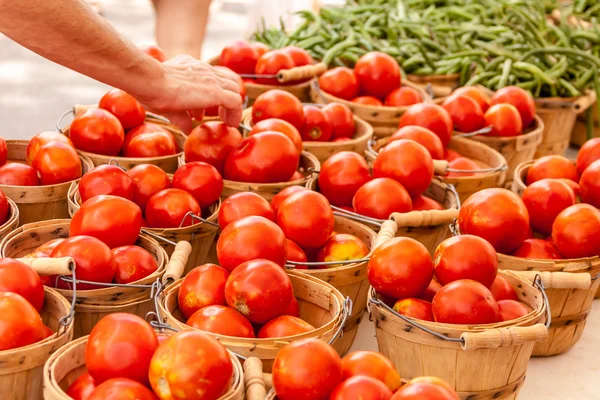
[121,55,171,109]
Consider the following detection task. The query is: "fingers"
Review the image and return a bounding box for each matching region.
[218,76,241,94]
[222,107,243,128]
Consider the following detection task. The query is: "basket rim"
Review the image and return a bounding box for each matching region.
[455,114,544,145]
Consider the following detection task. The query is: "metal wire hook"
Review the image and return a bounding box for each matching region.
[56,108,75,133]
[328,297,353,345]
[58,265,76,331]
[533,274,552,329]
[178,211,220,228]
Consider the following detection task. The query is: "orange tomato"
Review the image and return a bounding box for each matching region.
[0,189,7,225]
[393,298,434,321]
[257,315,315,338]
[79,164,135,203]
[122,122,169,150]
[341,351,401,392]
[352,96,383,106]
[184,121,243,173]
[384,86,422,107]
[126,164,171,211]
[420,279,442,302]
[526,155,578,184]
[123,132,178,158]
[354,52,401,99]
[390,126,444,160]
[178,264,229,319]
[0,137,6,167]
[443,95,485,133]
[0,258,44,311]
[0,163,39,186]
[145,188,200,228]
[0,292,45,350]
[579,159,600,207]
[112,245,158,284]
[69,108,124,156]
[277,191,334,249]
[319,151,371,207]
[286,239,307,267]
[552,204,600,258]
[186,305,255,338]
[249,118,303,153]
[451,86,490,112]
[432,279,499,324]
[99,89,145,130]
[283,295,300,317]
[411,195,443,211]
[398,103,453,147]
[255,50,295,85]
[220,40,261,74]
[489,275,519,302]
[66,372,96,400]
[353,178,412,219]
[490,86,536,128]
[444,148,462,162]
[330,376,393,400]
[484,103,523,137]
[391,377,459,400]
[26,131,74,165]
[87,378,157,400]
[318,67,360,100]
[522,178,576,235]
[32,142,82,185]
[281,46,313,67]
[140,44,166,62]
[576,137,600,175]
[447,157,480,177]
[218,191,275,230]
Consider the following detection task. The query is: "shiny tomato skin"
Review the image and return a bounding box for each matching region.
[270,186,308,215]
[316,233,370,265]
[123,131,177,157]
[225,259,293,324]
[398,103,453,147]
[322,102,355,140]
[458,188,530,253]
[149,331,233,400]
[390,126,444,160]
[141,44,166,61]
[26,131,74,165]
[489,275,519,301]
[25,238,64,258]
[368,237,433,299]
[318,67,360,100]
[498,300,530,322]
[283,295,300,317]
[511,238,562,259]
[0,292,44,350]
[220,40,260,74]
[33,142,82,185]
[352,96,383,106]
[447,157,480,177]
[330,376,393,400]
[66,372,96,400]
[273,338,342,400]
[579,159,600,207]
[341,351,401,392]
[0,258,44,311]
[178,263,229,319]
[412,195,443,211]
[255,50,295,85]
[277,191,335,249]
[172,161,222,208]
[319,151,371,207]
[552,204,600,258]
[217,215,287,272]
[484,103,523,137]
[112,245,158,284]
[384,86,422,107]
[249,118,303,153]
[444,148,462,162]
[252,42,270,57]
[257,315,315,338]
[71,195,142,248]
[443,95,485,133]
[0,163,39,186]
[354,52,401,99]
[452,86,490,112]
[0,189,7,225]
[526,155,578,184]
[122,122,169,150]
[145,188,201,228]
[490,86,536,128]
[99,89,145,130]
[69,108,124,156]
[126,164,171,211]
[353,178,412,219]
[393,298,434,321]
[576,137,600,175]
[281,46,313,67]
[391,377,459,400]
[286,239,307,264]
[420,279,442,302]
[373,139,433,197]
[522,178,576,235]
[432,279,499,324]
[252,89,305,130]
[184,122,243,173]
[0,138,6,167]
[186,305,255,338]
[301,106,332,142]
[79,164,135,203]
[218,192,275,230]
[88,378,157,400]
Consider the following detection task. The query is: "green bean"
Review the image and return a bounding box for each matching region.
[512,62,555,85]
[498,59,513,89]
[464,71,497,86]
[559,78,583,97]
[575,68,596,89]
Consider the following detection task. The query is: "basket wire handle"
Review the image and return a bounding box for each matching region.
[454,126,493,138]
[328,297,353,346]
[56,108,75,133]
[311,79,327,104]
[58,262,76,333]
[331,206,384,227]
[178,211,219,228]
[533,274,552,329]
[146,279,178,333]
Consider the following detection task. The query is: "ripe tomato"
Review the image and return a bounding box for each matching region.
[218,192,275,230]
[391,377,459,400]
[526,155,578,184]
[0,138,6,167]
[187,305,255,338]
[432,279,499,324]
[184,121,243,173]
[123,131,177,158]
[373,139,433,197]
[249,118,303,153]
[452,86,490,112]
[273,338,342,400]
[281,46,313,67]
[301,106,332,142]
[511,238,562,260]
[145,188,200,228]
[398,103,453,147]
[352,96,383,106]
[286,239,307,266]
[112,245,158,284]
[447,157,480,177]
[330,376,393,400]
[490,86,536,128]
[0,292,44,351]
[393,298,434,321]
[368,237,433,299]
[353,178,412,219]
[284,295,300,317]
[172,161,222,208]
[255,50,295,85]
[489,275,519,301]
[141,44,166,62]
[205,67,247,116]
[66,372,96,400]
[224,132,300,183]
[319,67,360,100]
[319,151,371,207]
[122,122,169,150]
[126,164,171,211]
[79,164,135,203]
[257,315,315,338]
[443,95,485,133]
[270,186,308,215]
[150,331,232,400]
[316,233,370,265]
[217,216,287,272]
[559,178,580,198]
[220,40,260,74]
[26,131,74,165]
[0,163,39,186]
[25,238,64,258]
[69,108,124,156]
[71,195,142,248]
[390,126,444,160]
[322,103,355,140]
[498,300,531,322]
[420,279,442,302]
[252,42,270,57]
[0,190,7,225]
[384,86,422,107]
[444,148,462,162]
[33,142,82,185]
[576,137,600,175]
[354,52,401,99]
[88,378,157,400]
[579,159,600,207]
[484,103,523,137]
[178,264,229,318]
[277,191,334,249]
[0,258,44,311]
[86,313,158,385]
[458,188,530,253]
[552,204,600,258]
[289,170,305,181]
[412,195,443,211]
[252,89,305,130]
[225,259,293,324]
[341,351,401,392]
[99,89,145,130]
[522,178,576,235]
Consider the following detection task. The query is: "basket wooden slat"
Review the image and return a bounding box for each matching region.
[406,73,460,99]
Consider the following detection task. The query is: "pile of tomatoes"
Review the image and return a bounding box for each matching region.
[318,51,422,107]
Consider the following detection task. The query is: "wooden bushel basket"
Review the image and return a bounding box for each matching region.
[368,264,549,400]
[0,198,19,242]
[43,335,244,400]
[406,73,460,99]
[0,287,73,400]
[0,140,93,225]
[159,270,350,372]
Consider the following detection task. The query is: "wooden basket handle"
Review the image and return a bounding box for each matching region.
[511,271,592,290]
[460,323,548,351]
[433,159,449,175]
[278,63,327,83]
[390,209,458,228]
[263,372,273,391]
[374,220,398,249]
[573,90,597,114]
[161,241,192,283]
[17,257,74,276]
[73,104,94,115]
[244,357,267,400]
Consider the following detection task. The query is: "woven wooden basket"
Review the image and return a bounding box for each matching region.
[0,140,93,225]
[0,286,73,400]
[43,334,244,400]
[406,73,460,99]
[368,270,548,400]
[159,270,349,372]
[0,198,19,242]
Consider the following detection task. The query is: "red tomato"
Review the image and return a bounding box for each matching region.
[0,258,44,311]
[354,52,401,99]
[187,305,255,338]
[284,295,300,317]
[319,67,360,100]
[412,195,443,211]
[353,178,412,219]
[270,186,308,215]
[0,292,44,351]
[433,235,498,287]
[69,108,124,156]
[489,275,519,302]
[33,142,82,185]
[66,372,96,400]
[393,298,434,321]
[122,122,169,150]
[420,279,442,302]
[112,245,158,284]
[484,103,523,137]
[25,238,64,258]
[432,279,499,324]
[322,103,355,140]
[490,86,536,128]
[277,191,335,249]
[71,195,142,248]
[184,121,243,173]
[218,192,275,230]
[140,45,166,62]
[126,164,171,211]
[204,67,247,117]
[217,215,287,272]
[99,89,145,130]
[331,376,393,400]
[443,95,485,133]
[447,157,480,177]
[451,86,490,112]
[257,315,314,338]
[255,50,295,85]
[88,378,157,400]
[145,188,201,228]
[281,46,313,67]
[384,86,422,107]
[352,96,383,106]
[511,238,562,260]
[79,165,135,203]
[390,126,444,160]
[391,377,459,400]
[373,139,433,197]
[220,40,260,74]
[560,178,580,198]
[273,338,342,400]
[368,237,433,299]
[0,189,7,225]
[149,331,232,400]
[398,103,453,147]
[301,106,332,142]
[444,148,462,162]
[224,132,299,183]
[522,178,576,235]
[552,204,600,258]
[319,151,371,207]
[172,162,222,208]
[0,163,39,186]
[316,233,370,265]
[26,131,74,165]
[286,239,307,264]
[252,90,305,130]
[498,300,531,322]
[341,351,401,392]
[526,155,578,184]
[123,131,177,157]
[579,159,600,207]
[249,118,303,153]
[252,42,270,57]
[576,137,600,175]
[0,138,6,167]
[458,188,530,253]
[178,264,229,319]
[225,259,293,324]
